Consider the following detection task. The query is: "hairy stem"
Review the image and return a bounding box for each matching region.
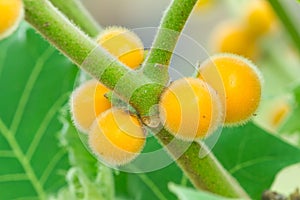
[23,0,162,116]
[24,0,96,66]
[24,0,250,198]
[156,128,249,198]
[49,0,102,37]
[23,0,127,87]
[141,0,198,84]
[268,0,300,54]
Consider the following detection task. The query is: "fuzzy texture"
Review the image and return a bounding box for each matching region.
[199,53,263,126]
[141,0,199,84]
[24,0,250,198]
[70,80,111,133]
[23,0,160,117]
[97,26,144,69]
[159,78,223,141]
[89,108,146,166]
[49,0,101,37]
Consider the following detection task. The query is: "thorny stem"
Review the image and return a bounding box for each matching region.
[23,0,250,198]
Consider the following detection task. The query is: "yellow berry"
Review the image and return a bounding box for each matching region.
[269,100,290,129]
[97,26,144,69]
[0,0,23,40]
[159,77,222,141]
[194,0,214,12]
[198,54,262,125]
[89,108,145,166]
[70,80,111,133]
[210,21,258,60]
[244,0,276,37]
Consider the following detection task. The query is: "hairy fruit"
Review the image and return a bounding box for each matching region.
[159,77,222,141]
[89,108,145,166]
[97,26,144,69]
[70,80,111,133]
[199,54,262,125]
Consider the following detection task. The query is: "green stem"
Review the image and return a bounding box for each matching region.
[141,0,198,84]
[49,0,102,37]
[155,128,249,199]
[24,0,250,198]
[24,0,96,66]
[24,0,162,117]
[23,0,127,87]
[268,0,300,54]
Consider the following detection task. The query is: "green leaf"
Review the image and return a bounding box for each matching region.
[114,136,191,200]
[50,114,114,200]
[213,122,300,200]
[280,85,300,135]
[169,183,242,200]
[59,114,99,180]
[114,165,182,200]
[0,24,78,199]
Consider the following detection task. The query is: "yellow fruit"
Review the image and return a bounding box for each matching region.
[271,105,289,128]
[199,54,262,125]
[97,26,144,69]
[159,77,222,141]
[269,100,290,129]
[244,0,276,37]
[194,0,214,11]
[210,21,258,60]
[70,80,111,133]
[0,0,23,40]
[89,108,145,166]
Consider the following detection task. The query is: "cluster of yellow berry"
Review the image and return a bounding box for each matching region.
[211,0,276,60]
[160,54,263,141]
[71,26,263,166]
[71,27,146,166]
[0,0,23,40]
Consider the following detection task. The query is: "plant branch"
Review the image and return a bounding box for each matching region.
[23,0,162,117]
[49,0,102,37]
[141,0,198,84]
[154,128,250,199]
[24,0,96,66]
[268,0,300,54]
[24,0,250,198]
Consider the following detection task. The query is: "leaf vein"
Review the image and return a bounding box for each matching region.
[26,93,69,160]
[0,150,15,158]
[10,47,55,135]
[137,173,169,200]
[0,173,28,183]
[40,148,67,186]
[0,119,47,199]
[229,156,276,174]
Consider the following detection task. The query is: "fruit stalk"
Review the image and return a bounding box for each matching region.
[49,0,102,37]
[157,128,249,198]
[141,0,198,84]
[23,0,162,113]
